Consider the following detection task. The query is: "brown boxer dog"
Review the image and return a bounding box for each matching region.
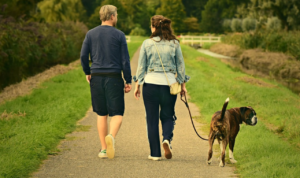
[206,98,257,167]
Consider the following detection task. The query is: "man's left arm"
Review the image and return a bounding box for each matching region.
[80,33,91,83]
[120,34,132,92]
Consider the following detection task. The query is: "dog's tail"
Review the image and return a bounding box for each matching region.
[220,98,229,121]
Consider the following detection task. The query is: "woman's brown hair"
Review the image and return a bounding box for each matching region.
[150,15,179,42]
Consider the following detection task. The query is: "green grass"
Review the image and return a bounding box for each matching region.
[201,42,215,49]
[128,36,148,59]
[0,39,143,178]
[182,44,300,177]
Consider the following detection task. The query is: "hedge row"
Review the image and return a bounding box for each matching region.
[0,16,87,90]
[222,30,300,61]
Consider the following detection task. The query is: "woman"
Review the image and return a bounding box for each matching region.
[133,15,190,161]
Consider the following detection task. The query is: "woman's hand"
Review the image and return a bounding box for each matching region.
[180,83,187,96]
[134,83,141,100]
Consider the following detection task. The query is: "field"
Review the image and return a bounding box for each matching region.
[0,37,145,178]
[182,44,300,177]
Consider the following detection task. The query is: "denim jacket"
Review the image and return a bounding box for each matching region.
[133,37,190,85]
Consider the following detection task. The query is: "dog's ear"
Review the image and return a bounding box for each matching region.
[240,107,248,116]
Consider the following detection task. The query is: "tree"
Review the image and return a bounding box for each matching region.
[81,0,103,17]
[182,0,208,22]
[156,0,187,34]
[200,0,250,33]
[200,0,223,33]
[237,0,300,30]
[37,0,86,23]
[183,17,200,32]
[0,0,43,19]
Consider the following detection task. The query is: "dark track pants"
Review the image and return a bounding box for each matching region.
[142,83,177,157]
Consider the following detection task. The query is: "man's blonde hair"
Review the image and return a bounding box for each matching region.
[99,5,117,21]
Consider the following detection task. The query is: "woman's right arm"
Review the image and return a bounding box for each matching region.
[133,41,147,100]
[133,41,147,85]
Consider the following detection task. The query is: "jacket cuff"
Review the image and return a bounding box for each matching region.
[184,75,190,83]
[133,76,138,82]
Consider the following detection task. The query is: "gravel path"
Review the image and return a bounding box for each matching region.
[197,49,234,59]
[33,48,236,178]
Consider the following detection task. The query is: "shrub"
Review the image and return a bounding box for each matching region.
[231,18,243,32]
[242,18,257,32]
[130,25,146,36]
[222,19,232,32]
[222,30,300,61]
[0,16,87,90]
[266,17,281,31]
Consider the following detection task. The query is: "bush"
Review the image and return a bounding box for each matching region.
[231,18,243,32]
[0,16,87,90]
[266,17,281,31]
[130,25,146,36]
[242,18,257,32]
[222,30,300,60]
[222,19,232,32]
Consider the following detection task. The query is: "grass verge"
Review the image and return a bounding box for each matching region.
[182,44,300,177]
[0,38,144,178]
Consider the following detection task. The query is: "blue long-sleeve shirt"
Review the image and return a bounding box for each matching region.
[80,25,132,83]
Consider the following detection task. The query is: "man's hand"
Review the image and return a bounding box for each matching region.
[125,84,132,93]
[86,75,91,84]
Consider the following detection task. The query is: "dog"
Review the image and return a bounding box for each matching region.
[206,98,257,167]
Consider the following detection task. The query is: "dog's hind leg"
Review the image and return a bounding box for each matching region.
[207,132,215,165]
[229,137,237,163]
[219,139,227,167]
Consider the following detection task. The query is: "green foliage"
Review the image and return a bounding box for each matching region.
[222,19,232,32]
[200,0,223,33]
[182,0,208,24]
[156,0,186,34]
[183,44,300,177]
[200,0,250,33]
[242,18,257,32]
[223,31,300,60]
[0,0,43,20]
[237,0,300,31]
[0,40,143,178]
[183,17,200,32]
[0,16,87,90]
[130,25,146,36]
[37,0,86,23]
[231,18,243,32]
[266,16,281,31]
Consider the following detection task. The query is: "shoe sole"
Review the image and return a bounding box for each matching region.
[98,155,108,159]
[163,142,172,159]
[105,136,115,159]
[148,156,161,161]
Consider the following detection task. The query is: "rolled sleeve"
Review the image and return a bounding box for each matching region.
[175,43,189,84]
[134,41,147,85]
[80,33,91,75]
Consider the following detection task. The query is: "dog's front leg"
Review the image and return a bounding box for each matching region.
[207,132,215,165]
[219,139,227,167]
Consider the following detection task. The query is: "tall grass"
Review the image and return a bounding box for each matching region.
[222,31,300,60]
[182,44,300,177]
[0,39,144,178]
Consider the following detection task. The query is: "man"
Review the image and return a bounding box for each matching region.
[80,5,132,159]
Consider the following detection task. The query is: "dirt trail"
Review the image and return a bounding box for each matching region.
[33,48,236,178]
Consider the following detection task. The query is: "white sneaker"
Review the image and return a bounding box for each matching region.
[148,155,162,161]
[98,149,107,159]
[105,134,115,159]
[162,140,172,159]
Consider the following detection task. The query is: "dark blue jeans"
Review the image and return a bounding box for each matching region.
[143,83,177,157]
